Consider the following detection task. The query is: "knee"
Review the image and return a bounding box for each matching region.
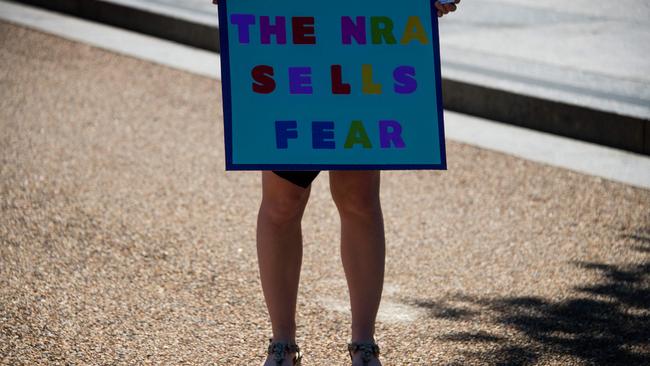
[260,190,309,226]
[331,186,381,218]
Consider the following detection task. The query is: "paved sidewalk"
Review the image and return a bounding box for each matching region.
[438,0,650,154]
[116,0,650,119]
[440,0,650,117]
[9,0,650,154]
[1,23,649,365]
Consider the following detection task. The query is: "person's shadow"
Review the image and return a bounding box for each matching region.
[407,227,650,365]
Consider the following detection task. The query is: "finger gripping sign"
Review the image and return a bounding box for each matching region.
[218,0,447,170]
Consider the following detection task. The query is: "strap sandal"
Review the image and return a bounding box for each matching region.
[347,341,380,366]
[267,338,302,366]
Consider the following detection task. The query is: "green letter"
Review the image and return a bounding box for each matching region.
[344,120,373,148]
[370,16,396,44]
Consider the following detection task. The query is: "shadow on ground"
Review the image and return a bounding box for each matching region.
[407,228,650,365]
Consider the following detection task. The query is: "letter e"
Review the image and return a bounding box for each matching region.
[293,17,316,44]
[312,121,336,149]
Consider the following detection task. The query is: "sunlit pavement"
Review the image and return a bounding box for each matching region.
[1,21,649,365]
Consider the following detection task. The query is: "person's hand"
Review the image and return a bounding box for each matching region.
[435,0,460,18]
[213,0,460,15]
[212,0,460,15]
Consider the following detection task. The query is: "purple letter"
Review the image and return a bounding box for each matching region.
[393,66,417,94]
[260,16,287,44]
[341,16,366,45]
[379,120,405,148]
[230,14,255,44]
[288,67,313,94]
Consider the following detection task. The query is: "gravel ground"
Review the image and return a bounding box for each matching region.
[1,22,649,365]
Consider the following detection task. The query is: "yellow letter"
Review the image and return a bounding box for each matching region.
[362,64,382,94]
[400,16,428,45]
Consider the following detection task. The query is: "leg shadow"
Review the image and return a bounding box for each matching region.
[409,227,650,365]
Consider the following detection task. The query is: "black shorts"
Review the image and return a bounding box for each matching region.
[272,171,320,188]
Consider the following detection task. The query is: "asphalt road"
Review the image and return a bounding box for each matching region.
[1,23,649,365]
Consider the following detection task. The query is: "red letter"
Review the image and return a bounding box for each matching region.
[252,65,275,94]
[330,65,351,94]
[292,17,316,44]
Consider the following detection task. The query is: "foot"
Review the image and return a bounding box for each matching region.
[350,352,382,366]
[262,339,301,366]
[348,342,382,366]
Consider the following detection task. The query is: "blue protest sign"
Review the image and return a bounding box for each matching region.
[218,0,446,170]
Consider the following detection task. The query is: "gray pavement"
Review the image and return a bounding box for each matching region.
[125,0,650,118]
[437,0,650,155]
[439,0,650,121]
[2,22,650,365]
[441,0,650,86]
[8,0,650,154]
[3,0,649,191]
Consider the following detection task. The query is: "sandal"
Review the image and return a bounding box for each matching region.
[348,341,380,366]
[267,338,302,366]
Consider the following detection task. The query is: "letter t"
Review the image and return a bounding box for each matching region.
[230,14,256,44]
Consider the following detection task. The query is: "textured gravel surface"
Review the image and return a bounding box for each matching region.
[1,22,649,365]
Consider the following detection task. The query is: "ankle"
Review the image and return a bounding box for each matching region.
[267,338,302,366]
[350,329,375,343]
[350,336,375,343]
[348,340,380,365]
[271,327,296,343]
[270,336,296,343]
[351,323,375,340]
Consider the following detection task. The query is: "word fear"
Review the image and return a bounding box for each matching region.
[275,120,406,150]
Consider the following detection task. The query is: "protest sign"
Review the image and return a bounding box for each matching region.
[218,0,446,170]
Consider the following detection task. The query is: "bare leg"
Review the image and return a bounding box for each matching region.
[257,172,311,365]
[330,171,384,366]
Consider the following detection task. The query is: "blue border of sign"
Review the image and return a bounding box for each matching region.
[218,0,447,171]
